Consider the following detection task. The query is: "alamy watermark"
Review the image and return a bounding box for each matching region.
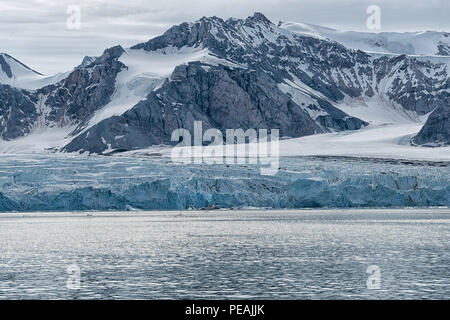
[366,5,381,30]
[171,121,279,175]
[67,264,81,290]
[67,5,81,30]
[366,265,381,290]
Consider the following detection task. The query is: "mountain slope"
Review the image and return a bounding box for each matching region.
[0,84,37,140]
[0,53,70,90]
[0,53,43,87]
[63,62,324,153]
[413,105,450,146]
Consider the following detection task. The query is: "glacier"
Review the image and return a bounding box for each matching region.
[0,154,448,212]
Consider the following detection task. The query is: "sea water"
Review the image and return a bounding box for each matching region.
[0,209,449,299]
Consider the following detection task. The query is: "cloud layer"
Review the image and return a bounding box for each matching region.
[1,0,449,74]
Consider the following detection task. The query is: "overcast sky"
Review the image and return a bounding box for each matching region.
[1,0,449,74]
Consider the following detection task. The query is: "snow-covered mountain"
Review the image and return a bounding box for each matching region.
[280,21,450,56]
[0,53,44,87]
[0,53,69,90]
[0,13,449,155]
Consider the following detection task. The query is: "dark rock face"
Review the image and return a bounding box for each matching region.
[0,84,37,140]
[374,55,449,115]
[36,46,125,129]
[0,55,13,79]
[437,37,450,56]
[437,44,450,56]
[132,14,364,104]
[76,56,97,69]
[413,106,450,146]
[64,63,323,153]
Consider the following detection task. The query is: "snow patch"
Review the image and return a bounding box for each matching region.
[78,46,241,135]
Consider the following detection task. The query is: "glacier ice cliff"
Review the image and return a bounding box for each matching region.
[0,155,448,212]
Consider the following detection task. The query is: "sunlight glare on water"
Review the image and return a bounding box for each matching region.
[0,208,449,299]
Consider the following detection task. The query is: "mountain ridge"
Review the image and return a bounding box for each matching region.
[280,21,450,56]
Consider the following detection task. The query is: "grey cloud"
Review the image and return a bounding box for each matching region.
[1,0,448,74]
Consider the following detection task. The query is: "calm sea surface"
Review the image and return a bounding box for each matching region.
[0,209,449,299]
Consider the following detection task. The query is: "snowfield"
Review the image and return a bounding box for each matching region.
[125,122,450,162]
[0,126,75,154]
[280,21,450,56]
[0,53,69,90]
[2,121,449,162]
[279,123,450,161]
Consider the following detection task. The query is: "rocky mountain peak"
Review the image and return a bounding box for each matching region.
[246,12,273,25]
[76,56,97,69]
[93,45,125,65]
[131,12,284,55]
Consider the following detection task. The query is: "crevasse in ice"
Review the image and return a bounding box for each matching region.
[0,154,448,212]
